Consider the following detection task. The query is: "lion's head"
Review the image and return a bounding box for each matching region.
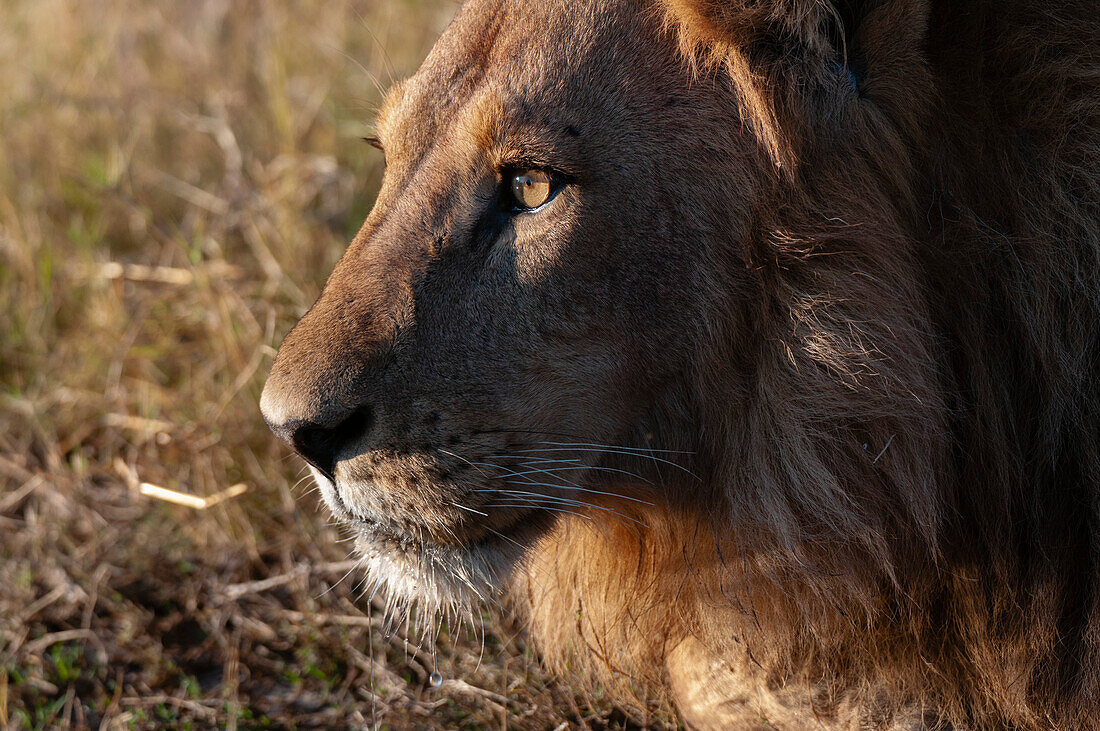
[260,0,758,608]
[262,0,1100,727]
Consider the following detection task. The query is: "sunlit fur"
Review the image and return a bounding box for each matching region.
[262,0,1100,727]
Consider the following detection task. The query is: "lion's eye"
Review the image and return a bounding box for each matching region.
[509,169,553,210]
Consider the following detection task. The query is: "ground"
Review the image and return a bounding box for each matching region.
[0,1,665,727]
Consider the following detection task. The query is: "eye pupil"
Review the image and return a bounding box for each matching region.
[510,169,552,210]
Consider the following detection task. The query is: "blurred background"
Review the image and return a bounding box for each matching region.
[0,1,646,727]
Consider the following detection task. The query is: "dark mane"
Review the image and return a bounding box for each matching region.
[525,1,1100,727]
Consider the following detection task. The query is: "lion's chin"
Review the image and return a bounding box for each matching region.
[350,528,511,613]
[308,468,543,614]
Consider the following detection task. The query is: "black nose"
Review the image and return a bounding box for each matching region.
[268,408,371,482]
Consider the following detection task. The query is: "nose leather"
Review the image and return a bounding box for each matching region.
[263,409,372,482]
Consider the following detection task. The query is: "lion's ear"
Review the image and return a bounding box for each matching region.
[663,0,840,57]
[662,0,898,68]
[662,0,929,168]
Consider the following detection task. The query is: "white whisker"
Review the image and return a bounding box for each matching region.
[486,489,650,528]
[489,479,655,507]
[483,503,595,522]
[513,446,699,478]
[535,440,694,454]
[482,459,654,486]
[447,501,488,517]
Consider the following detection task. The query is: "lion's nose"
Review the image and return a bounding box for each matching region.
[259,254,397,481]
[260,347,374,481]
[261,404,371,482]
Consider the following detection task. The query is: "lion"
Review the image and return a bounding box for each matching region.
[260,0,1100,727]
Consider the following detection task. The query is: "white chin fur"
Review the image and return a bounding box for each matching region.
[352,532,500,615]
[307,467,511,618]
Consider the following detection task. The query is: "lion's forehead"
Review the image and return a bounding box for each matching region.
[383,0,671,153]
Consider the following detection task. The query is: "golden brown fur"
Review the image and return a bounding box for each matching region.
[261,0,1100,727]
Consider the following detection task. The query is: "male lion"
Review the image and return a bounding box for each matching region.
[260,0,1100,727]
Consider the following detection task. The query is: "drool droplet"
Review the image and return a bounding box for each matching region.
[429,671,443,687]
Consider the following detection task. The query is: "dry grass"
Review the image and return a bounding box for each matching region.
[0,1,653,727]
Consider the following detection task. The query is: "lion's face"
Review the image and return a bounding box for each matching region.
[261,0,757,609]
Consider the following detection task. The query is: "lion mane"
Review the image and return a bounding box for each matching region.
[516,2,1100,728]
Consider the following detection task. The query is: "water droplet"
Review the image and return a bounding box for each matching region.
[429,671,443,687]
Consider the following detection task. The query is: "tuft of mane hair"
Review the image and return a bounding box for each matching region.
[518,0,1100,728]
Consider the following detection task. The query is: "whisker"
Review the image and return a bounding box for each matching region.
[483,525,528,551]
[316,558,361,599]
[490,479,655,507]
[447,501,488,517]
[469,427,594,440]
[438,449,496,479]
[473,459,656,501]
[434,519,462,546]
[466,459,584,488]
[480,455,583,463]
[535,440,695,455]
[486,489,651,527]
[479,459,654,486]
[512,446,699,478]
[483,503,595,522]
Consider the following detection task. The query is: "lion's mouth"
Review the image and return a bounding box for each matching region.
[308,466,551,606]
[346,510,550,610]
[349,510,546,560]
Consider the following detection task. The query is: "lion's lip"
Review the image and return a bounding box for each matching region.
[345,506,549,561]
[312,467,553,559]
[348,517,451,555]
[348,513,513,552]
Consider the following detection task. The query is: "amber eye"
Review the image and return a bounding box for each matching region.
[509,169,553,210]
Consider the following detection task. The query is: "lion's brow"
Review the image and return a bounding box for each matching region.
[375,80,409,141]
